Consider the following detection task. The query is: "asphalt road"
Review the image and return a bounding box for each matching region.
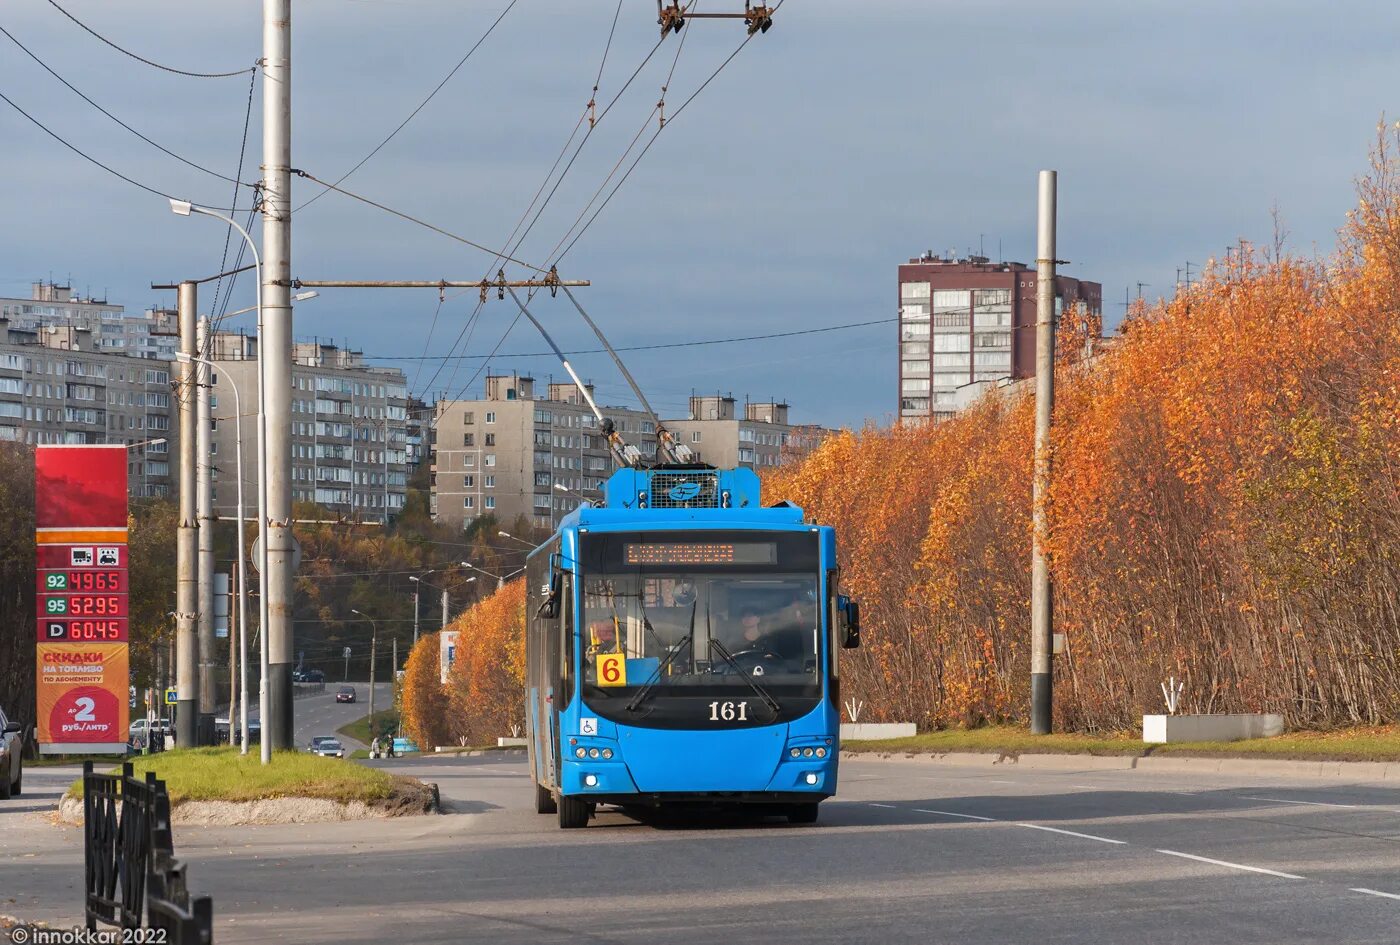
[6,755,1400,943]
[285,681,395,750]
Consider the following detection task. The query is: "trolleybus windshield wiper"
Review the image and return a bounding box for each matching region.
[625,601,696,713]
[709,638,781,718]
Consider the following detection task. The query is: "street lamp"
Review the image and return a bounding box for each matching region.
[408,570,436,646]
[219,291,317,320]
[169,197,274,766]
[496,530,536,550]
[176,351,251,756]
[350,608,379,739]
[463,561,523,591]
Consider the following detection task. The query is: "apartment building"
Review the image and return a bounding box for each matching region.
[0,282,177,359]
[207,334,411,524]
[431,374,659,532]
[663,395,827,470]
[0,322,175,496]
[897,253,1101,421]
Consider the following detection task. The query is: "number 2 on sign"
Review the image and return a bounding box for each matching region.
[597,653,627,687]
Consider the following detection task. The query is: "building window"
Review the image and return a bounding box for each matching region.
[484,454,495,467]
[484,475,495,488]
[484,433,495,446]
[464,496,474,509]
[484,497,495,510]
[485,411,496,424]
[690,431,701,443]
[463,433,474,446]
[464,475,474,488]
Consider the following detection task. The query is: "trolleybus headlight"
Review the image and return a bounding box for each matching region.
[805,773,819,785]
[575,747,586,758]
[601,748,613,759]
[584,774,598,787]
[790,748,801,758]
[802,748,814,758]
[589,748,600,759]
[815,747,827,758]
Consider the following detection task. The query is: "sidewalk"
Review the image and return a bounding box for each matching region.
[846,748,1400,780]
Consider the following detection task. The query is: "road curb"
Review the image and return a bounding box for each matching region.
[847,751,1400,779]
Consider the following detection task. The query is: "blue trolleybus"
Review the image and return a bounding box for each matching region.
[524,464,861,828]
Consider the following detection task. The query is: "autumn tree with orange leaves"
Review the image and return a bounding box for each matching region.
[767,128,1400,732]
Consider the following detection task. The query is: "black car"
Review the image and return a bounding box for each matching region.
[335,686,356,704]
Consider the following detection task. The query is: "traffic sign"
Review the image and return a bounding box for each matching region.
[164,688,177,706]
[249,535,303,573]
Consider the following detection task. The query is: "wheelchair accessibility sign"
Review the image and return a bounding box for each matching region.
[580,717,598,736]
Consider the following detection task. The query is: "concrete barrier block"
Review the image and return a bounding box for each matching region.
[497,737,528,747]
[841,723,916,740]
[1142,713,1284,744]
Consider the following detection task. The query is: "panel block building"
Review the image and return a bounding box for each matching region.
[897,253,1101,422]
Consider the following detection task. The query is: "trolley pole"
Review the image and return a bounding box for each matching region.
[175,281,200,748]
[262,0,296,751]
[1030,170,1057,735]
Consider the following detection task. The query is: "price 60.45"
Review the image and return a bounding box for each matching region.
[63,619,123,641]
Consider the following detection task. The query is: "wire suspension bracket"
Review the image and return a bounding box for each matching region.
[656,2,774,37]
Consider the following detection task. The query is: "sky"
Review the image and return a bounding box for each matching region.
[2,0,1397,428]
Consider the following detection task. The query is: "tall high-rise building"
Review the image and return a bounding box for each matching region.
[207,334,410,524]
[897,253,1101,422]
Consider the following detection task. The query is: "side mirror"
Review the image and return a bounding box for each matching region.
[536,570,562,619]
[836,595,861,649]
[2,721,23,735]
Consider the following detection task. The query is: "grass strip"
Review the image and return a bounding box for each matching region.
[67,746,396,805]
[842,725,1400,762]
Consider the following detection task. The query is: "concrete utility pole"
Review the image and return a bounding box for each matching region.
[175,281,200,748]
[262,0,296,751]
[441,588,448,630]
[196,316,216,742]
[1030,170,1057,735]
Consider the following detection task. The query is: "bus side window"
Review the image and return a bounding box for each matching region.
[557,574,574,710]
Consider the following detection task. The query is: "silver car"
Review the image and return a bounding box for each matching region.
[308,736,344,758]
[0,707,25,799]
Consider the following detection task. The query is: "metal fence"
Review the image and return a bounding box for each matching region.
[83,761,213,944]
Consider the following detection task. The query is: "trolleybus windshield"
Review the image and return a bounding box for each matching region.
[579,530,824,728]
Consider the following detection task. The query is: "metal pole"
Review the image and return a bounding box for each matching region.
[221,369,251,755]
[196,317,216,743]
[262,0,296,751]
[1030,169,1057,735]
[368,618,377,734]
[227,577,236,745]
[412,586,420,646]
[175,282,199,748]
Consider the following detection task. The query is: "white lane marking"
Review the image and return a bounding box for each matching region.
[915,809,997,822]
[986,779,1016,784]
[868,803,897,809]
[1017,823,1127,845]
[1156,849,1304,880]
[1071,784,1101,790]
[1351,888,1400,901]
[1240,795,1359,809]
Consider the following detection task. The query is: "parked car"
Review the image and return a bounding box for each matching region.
[335,686,357,704]
[307,736,344,758]
[0,707,25,799]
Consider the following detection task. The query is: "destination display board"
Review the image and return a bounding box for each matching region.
[623,541,778,566]
[34,446,130,753]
